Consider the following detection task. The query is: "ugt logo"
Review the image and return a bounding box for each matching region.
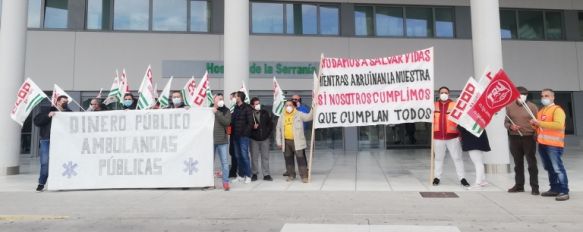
[486,80,512,109]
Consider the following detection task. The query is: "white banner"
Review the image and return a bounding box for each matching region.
[47,108,215,190]
[314,47,434,128]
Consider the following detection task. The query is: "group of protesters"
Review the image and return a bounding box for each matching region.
[33,91,313,192]
[434,86,570,201]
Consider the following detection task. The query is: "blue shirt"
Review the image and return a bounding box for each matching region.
[297,104,310,128]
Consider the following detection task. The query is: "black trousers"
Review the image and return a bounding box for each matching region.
[509,135,539,190]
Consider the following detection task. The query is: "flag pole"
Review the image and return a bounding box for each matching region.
[505,115,524,136]
[520,101,541,131]
[308,53,324,183]
[429,121,435,186]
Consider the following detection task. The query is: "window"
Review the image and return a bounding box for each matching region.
[545,11,563,40]
[28,0,42,28]
[320,5,339,35]
[579,12,583,40]
[153,0,187,31]
[252,2,338,35]
[500,10,517,39]
[43,0,68,29]
[190,0,210,32]
[286,4,317,34]
[87,0,111,30]
[375,7,403,37]
[355,6,373,36]
[435,8,454,38]
[518,11,544,40]
[251,2,283,33]
[113,0,149,31]
[406,7,433,37]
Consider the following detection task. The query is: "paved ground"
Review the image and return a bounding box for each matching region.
[1,138,582,232]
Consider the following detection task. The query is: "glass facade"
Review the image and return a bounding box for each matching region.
[252,2,339,35]
[43,0,68,29]
[375,7,404,37]
[435,8,454,38]
[502,9,564,40]
[190,0,210,32]
[153,0,187,31]
[113,0,149,31]
[87,0,112,30]
[252,2,284,34]
[28,0,42,28]
[406,7,433,37]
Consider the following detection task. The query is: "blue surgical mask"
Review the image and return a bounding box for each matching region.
[123,99,133,107]
[541,98,552,106]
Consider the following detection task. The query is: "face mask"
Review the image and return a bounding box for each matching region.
[439,93,449,101]
[541,98,552,106]
[519,94,527,103]
[172,98,182,106]
[88,105,94,111]
[61,102,69,109]
[254,104,261,111]
[217,100,225,108]
[286,106,294,113]
[123,99,133,107]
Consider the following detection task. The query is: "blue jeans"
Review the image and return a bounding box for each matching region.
[538,144,569,194]
[233,136,251,177]
[39,140,50,185]
[214,144,229,183]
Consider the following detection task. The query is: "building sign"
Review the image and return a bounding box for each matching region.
[162,60,318,79]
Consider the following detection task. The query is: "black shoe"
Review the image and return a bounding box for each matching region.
[460,178,470,187]
[541,191,560,197]
[251,174,258,181]
[228,170,237,178]
[555,193,570,201]
[263,175,273,181]
[432,178,440,186]
[36,184,44,192]
[508,186,525,193]
[531,188,540,195]
[283,172,289,177]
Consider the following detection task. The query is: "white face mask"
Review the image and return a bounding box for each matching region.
[217,100,225,108]
[286,106,294,113]
[172,98,182,106]
[541,98,552,106]
[519,94,527,103]
[254,104,261,111]
[439,93,449,101]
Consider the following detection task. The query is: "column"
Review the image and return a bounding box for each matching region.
[470,0,510,173]
[0,0,28,175]
[223,0,249,103]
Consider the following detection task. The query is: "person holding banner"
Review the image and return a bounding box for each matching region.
[212,94,232,191]
[433,87,470,187]
[88,98,106,111]
[122,93,137,110]
[530,89,570,201]
[276,100,313,183]
[33,96,72,191]
[231,91,254,184]
[504,87,539,195]
[169,91,188,109]
[458,125,491,189]
[249,97,274,182]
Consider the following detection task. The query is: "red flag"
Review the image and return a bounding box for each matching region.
[467,69,520,128]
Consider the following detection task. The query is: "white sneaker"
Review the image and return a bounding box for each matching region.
[235,176,244,183]
[477,181,489,187]
[244,177,251,184]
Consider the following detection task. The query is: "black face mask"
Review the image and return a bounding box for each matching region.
[61,103,68,109]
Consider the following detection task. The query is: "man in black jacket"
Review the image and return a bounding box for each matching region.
[249,97,274,181]
[33,96,72,191]
[231,91,253,183]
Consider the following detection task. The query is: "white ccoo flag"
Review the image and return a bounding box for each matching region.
[137,65,156,109]
[272,76,286,117]
[10,78,49,126]
[158,77,173,108]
